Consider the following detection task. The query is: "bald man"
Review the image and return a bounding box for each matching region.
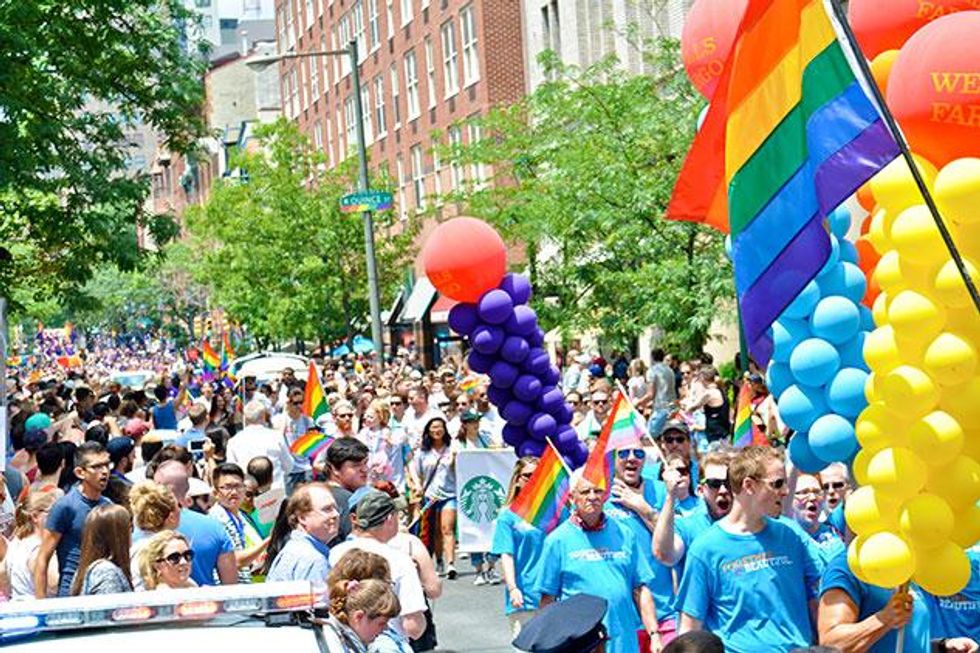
[153,460,237,585]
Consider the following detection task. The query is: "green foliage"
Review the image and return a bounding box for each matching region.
[0,0,209,308]
[440,41,732,355]
[186,119,416,344]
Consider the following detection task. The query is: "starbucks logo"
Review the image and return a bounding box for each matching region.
[459,475,506,523]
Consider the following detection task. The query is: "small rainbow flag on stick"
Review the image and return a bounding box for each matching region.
[581,390,645,496]
[201,340,221,371]
[510,440,572,534]
[733,379,755,449]
[303,361,329,421]
[290,430,334,459]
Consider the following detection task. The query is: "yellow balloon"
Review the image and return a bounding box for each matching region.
[870,155,938,216]
[868,447,928,500]
[963,429,980,462]
[891,205,950,267]
[934,258,980,310]
[923,332,979,386]
[887,290,947,344]
[927,455,980,511]
[946,306,980,337]
[909,410,965,466]
[858,532,916,588]
[899,493,955,547]
[863,326,902,374]
[881,366,940,419]
[872,291,889,327]
[865,371,887,404]
[852,447,880,487]
[940,376,980,425]
[855,402,907,452]
[867,208,893,254]
[872,251,905,293]
[950,504,980,548]
[912,542,971,596]
[848,536,872,583]
[935,158,980,227]
[845,485,900,536]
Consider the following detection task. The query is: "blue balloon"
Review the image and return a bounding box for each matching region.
[839,239,859,265]
[772,318,811,363]
[471,325,506,354]
[766,361,794,398]
[500,335,530,364]
[809,414,858,462]
[778,384,828,432]
[478,289,515,325]
[537,386,564,413]
[448,303,479,336]
[824,367,869,419]
[788,433,828,473]
[528,413,557,440]
[782,281,822,319]
[513,374,544,402]
[528,327,546,347]
[838,332,869,371]
[502,424,526,447]
[789,338,841,387]
[828,206,852,239]
[489,360,520,389]
[811,296,861,344]
[818,236,841,277]
[486,385,513,407]
[542,364,561,387]
[859,305,876,331]
[518,439,545,458]
[818,262,867,304]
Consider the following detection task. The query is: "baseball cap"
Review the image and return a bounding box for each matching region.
[188,477,212,498]
[353,490,396,529]
[659,419,690,437]
[25,412,53,432]
[460,409,482,423]
[107,437,135,464]
[23,428,49,453]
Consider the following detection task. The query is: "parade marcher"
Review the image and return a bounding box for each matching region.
[819,462,852,536]
[34,441,113,597]
[681,367,729,449]
[265,483,340,586]
[645,349,678,439]
[71,503,133,596]
[30,442,65,498]
[4,492,58,599]
[513,594,609,653]
[225,400,294,488]
[358,399,408,491]
[401,386,445,449]
[105,436,136,507]
[492,456,546,638]
[922,545,980,648]
[539,472,659,653]
[139,530,197,590]
[676,446,822,652]
[790,473,844,563]
[316,437,369,547]
[209,462,268,583]
[408,417,457,579]
[274,387,316,495]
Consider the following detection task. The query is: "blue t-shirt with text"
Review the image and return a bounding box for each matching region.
[923,545,980,641]
[491,508,547,614]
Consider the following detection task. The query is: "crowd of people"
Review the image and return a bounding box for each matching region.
[0,341,978,653]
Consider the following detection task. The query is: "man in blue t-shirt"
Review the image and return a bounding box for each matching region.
[154,460,237,585]
[676,446,822,653]
[539,473,658,653]
[34,441,113,597]
[923,545,980,646]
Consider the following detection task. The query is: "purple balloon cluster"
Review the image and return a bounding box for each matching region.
[448,273,588,468]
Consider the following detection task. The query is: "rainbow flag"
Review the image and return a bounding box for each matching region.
[733,380,755,448]
[220,332,237,389]
[289,430,334,459]
[201,339,220,371]
[302,361,329,421]
[605,390,646,451]
[510,440,571,534]
[409,499,437,553]
[667,0,899,362]
[458,376,480,394]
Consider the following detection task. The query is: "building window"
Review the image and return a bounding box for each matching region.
[396,156,407,221]
[344,96,357,156]
[390,64,401,128]
[331,27,341,81]
[284,1,295,50]
[386,0,394,39]
[195,0,211,7]
[298,61,307,111]
[400,0,412,26]
[314,121,323,151]
[339,14,351,76]
[277,8,286,51]
[460,4,479,86]
[431,139,442,197]
[361,85,374,144]
[289,68,299,118]
[448,124,463,188]
[468,121,485,187]
[336,106,346,156]
[404,50,420,121]
[352,1,366,62]
[441,20,458,98]
[326,115,335,167]
[424,37,437,109]
[374,76,387,137]
[310,52,320,98]
[369,0,381,51]
[305,0,314,29]
[411,145,425,209]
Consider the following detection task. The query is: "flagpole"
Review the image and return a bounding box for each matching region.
[829,0,980,319]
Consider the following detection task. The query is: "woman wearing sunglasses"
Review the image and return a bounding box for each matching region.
[139,530,197,590]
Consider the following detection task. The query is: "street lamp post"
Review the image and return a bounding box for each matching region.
[247,40,384,356]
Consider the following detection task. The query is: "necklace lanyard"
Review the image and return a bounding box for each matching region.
[223,506,245,545]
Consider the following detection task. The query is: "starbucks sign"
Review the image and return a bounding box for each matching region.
[459,475,506,524]
[454,449,517,552]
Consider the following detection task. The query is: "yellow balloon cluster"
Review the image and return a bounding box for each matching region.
[849,156,980,596]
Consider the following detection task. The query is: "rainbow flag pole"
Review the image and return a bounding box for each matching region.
[303,361,329,421]
[510,439,572,534]
[733,378,755,449]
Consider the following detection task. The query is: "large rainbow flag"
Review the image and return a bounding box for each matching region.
[201,339,221,371]
[510,440,571,534]
[220,332,237,389]
[667,0,899,362]
[289,430,334,459]
[302,360,329,421]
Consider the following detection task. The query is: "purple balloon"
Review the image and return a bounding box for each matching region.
[527,327,545,347]
[528,413,557,440]
[518,440,546,458]
[502,400,534,425]
[499,273,532,305]
[502,424,526,447]
[471,325,505,355]
[505,305,538,336]
[500,335,530,364]
[524,348,551,376]
[552,403,574,425]
[513,374,543,402]
[478,289,515,325]
[537,386,564,413]
[448,303,480,336]
[467,351,495,374]
[555,425,578,447]
[489,360,520,388]
[569,442,589,468]
[486,385,513,407]
[542,364,561,387]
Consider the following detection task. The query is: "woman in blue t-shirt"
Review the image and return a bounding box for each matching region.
[491,456,547,639]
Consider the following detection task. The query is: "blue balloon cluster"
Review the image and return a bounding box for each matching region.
[448,273,587,468]
[766,207,874,473]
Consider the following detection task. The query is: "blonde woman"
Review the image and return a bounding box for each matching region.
[139,530,196,590]
[129,481,180,590]
[5,492,58,599]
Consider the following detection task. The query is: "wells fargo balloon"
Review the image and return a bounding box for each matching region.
[886,12,980,168]
[847,0,978,59]
[680,0,748,100]
[421,217,506,303]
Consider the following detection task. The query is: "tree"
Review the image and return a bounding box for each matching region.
[0,0,208,308]
[440,42,732,356]
[186,119,416,347]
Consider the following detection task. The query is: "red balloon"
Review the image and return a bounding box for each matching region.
[422,218,507,303]
[886,11,980,168]
[848,0,977,59]
[680,0,748,100]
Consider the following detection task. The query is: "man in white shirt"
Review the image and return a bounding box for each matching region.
[400,385,445,449]
[225,400,293,488]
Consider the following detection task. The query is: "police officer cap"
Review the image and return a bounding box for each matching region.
[512,594,608,653]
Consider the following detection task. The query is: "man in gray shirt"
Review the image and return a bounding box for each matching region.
[646,348,678,438]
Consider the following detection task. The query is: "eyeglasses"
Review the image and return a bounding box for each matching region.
[794,488,824,498]
[822,481,847,491]
[86,462,110,471]
[518,472,534,481]
[218,483,245,493]
[158,550,195,565]
[661,436,688,445]
[567,400,580,406]
[290,401,303,407]
[615,449,646,460]
[592,399,608,406]
[438,402,451,408]
[702,478,728,490]
[755,477,787,490]
[389,400,403,406]
[668,466,690,476]
[336,413,354,419]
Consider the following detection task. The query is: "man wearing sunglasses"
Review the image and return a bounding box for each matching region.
[676,446,823,652]
[272,387,316,495]
[575,390,612,441]
[645,421,700,497]
[818,462,853,538]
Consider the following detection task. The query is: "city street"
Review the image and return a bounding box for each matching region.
[432,564,513,653]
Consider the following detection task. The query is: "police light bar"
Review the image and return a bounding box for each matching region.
[0,581,321,642]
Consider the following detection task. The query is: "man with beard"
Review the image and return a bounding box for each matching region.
[676,446,822,652]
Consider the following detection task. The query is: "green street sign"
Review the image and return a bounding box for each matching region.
[340,190,394,213]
